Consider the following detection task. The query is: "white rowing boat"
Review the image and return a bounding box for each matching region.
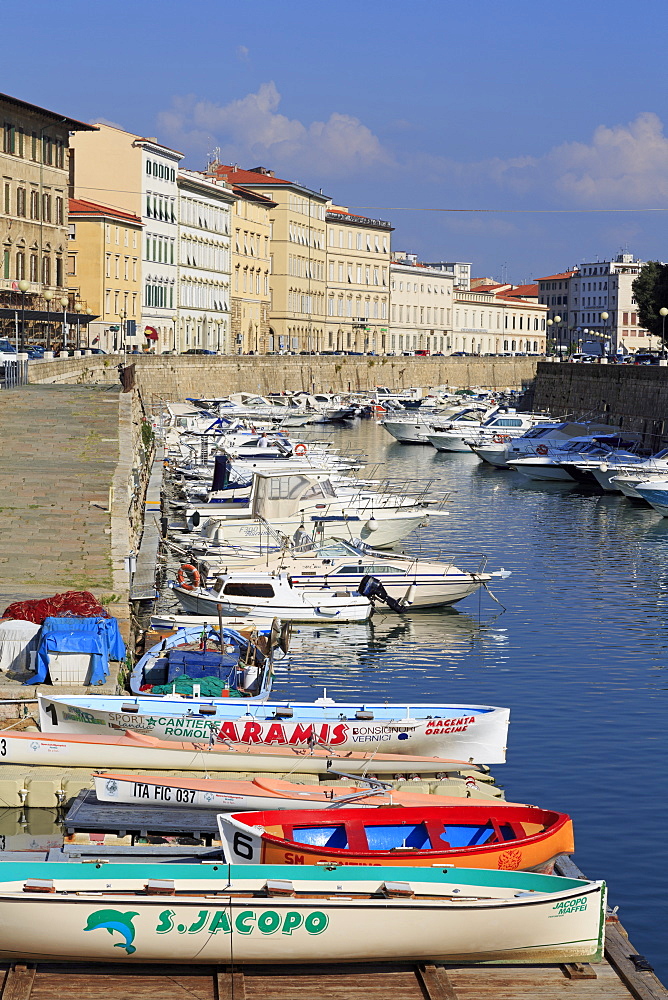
[0,861,606,965]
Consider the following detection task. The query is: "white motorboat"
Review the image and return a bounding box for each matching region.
[633,478,668,515]
[185,470,444,549]
[172,570,373,623]
[194,538,509,610]
[426,405,498,452]
[507,436,633,482]
[594,448,668,494]
[468,413,559,467]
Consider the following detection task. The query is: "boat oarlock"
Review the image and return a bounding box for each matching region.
[176,564,200,590]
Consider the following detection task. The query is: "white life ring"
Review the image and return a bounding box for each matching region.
[295,443,308,456]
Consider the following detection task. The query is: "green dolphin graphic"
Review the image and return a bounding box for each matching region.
[84,909,139,955]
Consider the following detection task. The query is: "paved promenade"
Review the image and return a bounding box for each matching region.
[0,384,121,612]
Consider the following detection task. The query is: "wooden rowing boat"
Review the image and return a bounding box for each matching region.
[38,693,510,763]
[93,772,507,810]
[0,729,483,775]
[0,861,606,965]
[218,803,574,873]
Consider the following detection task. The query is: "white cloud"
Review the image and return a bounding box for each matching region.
[157,83,394,178]
[236,45,249,62]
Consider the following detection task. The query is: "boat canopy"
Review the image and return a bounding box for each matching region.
[251,472,337,520]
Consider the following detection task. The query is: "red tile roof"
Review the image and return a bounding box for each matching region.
[536,270,577,281]
[501,283,539,298]
[212,165,291,186]
[68,198,142,224]
[231,184,277,207]
[211,164,328,199]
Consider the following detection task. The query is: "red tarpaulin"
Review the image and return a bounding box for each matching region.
[3,591,110,625]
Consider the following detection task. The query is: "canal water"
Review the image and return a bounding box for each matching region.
[2,416,665,978]
[271,418,668,979]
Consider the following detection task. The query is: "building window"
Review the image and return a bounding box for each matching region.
[16,187,26,217]
[66,254,76,276]
[42,256,51,285]
[30,190,39,219]
[55,197,63,225]
[29,254,38,281]
[15,251,25,279]
[3,249,9,279]
[4,183,10,214]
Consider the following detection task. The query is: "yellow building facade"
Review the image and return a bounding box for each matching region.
[67,199,142,351]
[0,92,95,344]
[325,205,392,353]
[223,181,274,354]
[211,165,328,353]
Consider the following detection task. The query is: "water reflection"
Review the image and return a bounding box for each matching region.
[0,809,63,852]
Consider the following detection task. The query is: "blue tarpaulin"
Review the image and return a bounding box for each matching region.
[26,616,125,686]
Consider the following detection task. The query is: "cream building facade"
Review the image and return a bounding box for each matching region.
[70,123,183,352]
[390,254,454,354]
[0,92,95,344]
[326,206,392,353]
[177,169,234,353]
[211,165,328,352]
[568,254,649,353]
[219,178,274,354]
[452,284,547,354]
[67,199,142,351]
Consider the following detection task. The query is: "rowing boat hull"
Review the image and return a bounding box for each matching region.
[93,773,508,810]
[218,805,574,874]
[0,730,475,775]
[0,862,606,965]
[38,695,510,763]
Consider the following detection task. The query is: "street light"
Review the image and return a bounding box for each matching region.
[43,290,53,350]
[553,315,561,355]
[85,309,93,349]
[18,279,30,351]
[659,307,668,360]
[600,311,610,356]
[60,295,69,351]
[172,314,178,353]
[74,302,82,349]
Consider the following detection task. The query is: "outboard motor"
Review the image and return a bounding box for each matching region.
[358,574,404,613]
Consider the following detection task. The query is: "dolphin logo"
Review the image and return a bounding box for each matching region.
[84,909,139,955]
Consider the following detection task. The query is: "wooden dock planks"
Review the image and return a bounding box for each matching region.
[1,957,665,1000]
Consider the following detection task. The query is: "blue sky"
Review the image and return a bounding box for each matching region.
[12,0,668,282]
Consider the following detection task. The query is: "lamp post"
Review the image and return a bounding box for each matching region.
[85,309,93,350]
[74,302,82,349]
[60,295,69,352]
[553,314,561,356]
[546,318,553,355]
[172,314,178,354]
[600,311,610,357]
[18,279,30,351]
[659,307,668,360]
[43,290,53,350]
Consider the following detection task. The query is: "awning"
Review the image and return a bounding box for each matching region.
[144,326,159,341]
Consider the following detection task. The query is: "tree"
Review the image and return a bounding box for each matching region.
[633,262,668,341]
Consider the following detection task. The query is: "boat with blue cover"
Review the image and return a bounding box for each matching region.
[126,623,277,698]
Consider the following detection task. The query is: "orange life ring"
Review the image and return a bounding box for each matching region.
[295,443,308,456]
[536,444,549,456]
[492,434,512,444]
[177,563,200,590]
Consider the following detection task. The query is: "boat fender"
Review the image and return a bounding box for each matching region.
[295,443,308,456]
[536,444,549,456]
[177,564,200,590]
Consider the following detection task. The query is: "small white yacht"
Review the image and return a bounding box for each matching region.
[172,571,373,623]
[597,449,668,495]
[633,479,668,515]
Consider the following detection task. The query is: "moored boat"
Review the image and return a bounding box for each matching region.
[127,622,278,697]
[0,729,487,775]
[0,861,606,965]
[217,803,573,873]
[93,772,509,810]
[38,694,510,763]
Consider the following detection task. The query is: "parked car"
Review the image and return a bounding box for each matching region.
[182,348,217,355]
[633,354,661,365]
[89,348,107,355]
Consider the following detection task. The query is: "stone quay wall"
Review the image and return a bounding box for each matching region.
[28,354,539,399]
[531,362,668,449]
